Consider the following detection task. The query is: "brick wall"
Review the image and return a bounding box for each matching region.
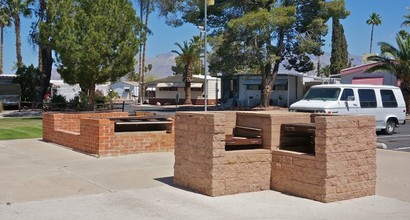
[42,112,174,156]
[174,112,271,196]
[271,115,376,202]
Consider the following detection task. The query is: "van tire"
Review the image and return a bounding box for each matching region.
[385,119,396,135]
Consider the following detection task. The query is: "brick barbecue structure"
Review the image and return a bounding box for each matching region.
[43,112,174,156]
[173,111,376,202]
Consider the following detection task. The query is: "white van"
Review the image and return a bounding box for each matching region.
[289,84,406,134]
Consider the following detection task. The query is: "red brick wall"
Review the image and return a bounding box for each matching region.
[42,112,174,156]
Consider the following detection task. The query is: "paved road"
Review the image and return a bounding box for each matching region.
[377,122,410,152]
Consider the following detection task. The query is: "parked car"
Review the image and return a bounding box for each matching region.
[0,84,21,109]
[289,84,406,135]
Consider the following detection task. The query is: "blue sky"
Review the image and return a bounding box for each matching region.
[2,0,409,74]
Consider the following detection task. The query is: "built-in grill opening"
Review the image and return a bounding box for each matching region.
[110,116,173,133]
[225,126,263,151]
[279,123,315,155]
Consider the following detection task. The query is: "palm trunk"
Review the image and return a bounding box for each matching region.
[369,25,374,54]
[140,0,150,104]
[14,13,23,68]
[0,26,3,75]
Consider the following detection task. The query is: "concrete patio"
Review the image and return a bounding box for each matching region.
[0,138,409,219]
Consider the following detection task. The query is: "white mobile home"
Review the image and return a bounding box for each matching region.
[145,75,221,105]
[220,73,304,108]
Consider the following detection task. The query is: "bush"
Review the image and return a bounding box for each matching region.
[0,102,3,113]
[50,94,67,109]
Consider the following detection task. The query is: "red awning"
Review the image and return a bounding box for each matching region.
[352,78,384,85]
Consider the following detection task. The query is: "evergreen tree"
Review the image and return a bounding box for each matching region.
[159,0,348,107]
[45,0,140,109]
[330,18,349,75]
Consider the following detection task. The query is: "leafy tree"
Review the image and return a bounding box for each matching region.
[171,38,201,105]
[159,0,350,107]
[0,4,12,75]
[366,13,382,54]
[44,0,140,109]
[366,34,410,109]
[13,65,39,102]
[29,0,54,108]
[2,0,34,68]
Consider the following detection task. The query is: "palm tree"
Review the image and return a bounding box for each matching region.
[366,34,410,109]
[172,39,201,105]
[0,4,12,75]
[3,0,33,68]
[403,8,410,27]
[366,13,382,54]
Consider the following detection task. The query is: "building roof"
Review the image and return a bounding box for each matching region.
[145,75,217,85]
[341,62,380,75]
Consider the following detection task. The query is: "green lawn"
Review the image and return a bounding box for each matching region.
[0,117,43,140]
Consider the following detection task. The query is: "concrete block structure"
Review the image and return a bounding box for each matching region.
[173,112,272,196]
[174,111,376,202]
[271,115,376,202]
[43,112,174,156]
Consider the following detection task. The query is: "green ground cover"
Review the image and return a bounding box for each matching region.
[0,117,43,140]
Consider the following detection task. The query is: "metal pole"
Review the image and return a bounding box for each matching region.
[204,0,208,111]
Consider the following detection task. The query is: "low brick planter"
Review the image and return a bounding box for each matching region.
[43,112,174,156]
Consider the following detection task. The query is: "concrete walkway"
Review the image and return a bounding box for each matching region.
[0,139,410,219]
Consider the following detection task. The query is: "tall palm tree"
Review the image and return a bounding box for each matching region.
[366,13,382,54]
[366,34,410,109]
[0,4,12,75]
[172,39,201,105]
[3,0,33,68]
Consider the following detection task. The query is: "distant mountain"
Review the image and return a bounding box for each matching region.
[146,51,364,78]
[51,51,364,81]
[146,52,176,79]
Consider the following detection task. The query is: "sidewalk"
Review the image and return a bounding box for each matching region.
[0,139,409,219]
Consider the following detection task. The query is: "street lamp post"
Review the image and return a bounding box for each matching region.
[204,0,214,111]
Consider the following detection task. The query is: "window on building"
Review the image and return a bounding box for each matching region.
[246,84,261,90]
[380,90,398,108]
[358,89,377,108]
[159,87,178,91]
[191,88,202,91]
[274,79,288,90]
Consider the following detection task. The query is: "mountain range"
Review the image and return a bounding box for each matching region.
[51,52,364,80]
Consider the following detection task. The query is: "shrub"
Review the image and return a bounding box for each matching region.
[50,94,67,109]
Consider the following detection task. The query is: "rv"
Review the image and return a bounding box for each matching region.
[289,84,406,134]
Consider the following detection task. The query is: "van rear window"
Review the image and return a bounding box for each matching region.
[358,89,377,108]
[381,90,398,108]
[303,88,340,101]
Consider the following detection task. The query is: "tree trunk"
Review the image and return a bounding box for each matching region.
[14,13,23,68]
[184,81,192,105]
[33,0,53,108]
[88,83,96,110]
[369,25,374,54]
[261,63,275,107]
[140,0,150,104]
[0,26,3,75]
[260,29,284,107]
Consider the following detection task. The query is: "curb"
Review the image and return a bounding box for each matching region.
[376,142,387,149]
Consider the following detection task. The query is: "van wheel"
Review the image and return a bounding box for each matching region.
[385,119,396,135]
